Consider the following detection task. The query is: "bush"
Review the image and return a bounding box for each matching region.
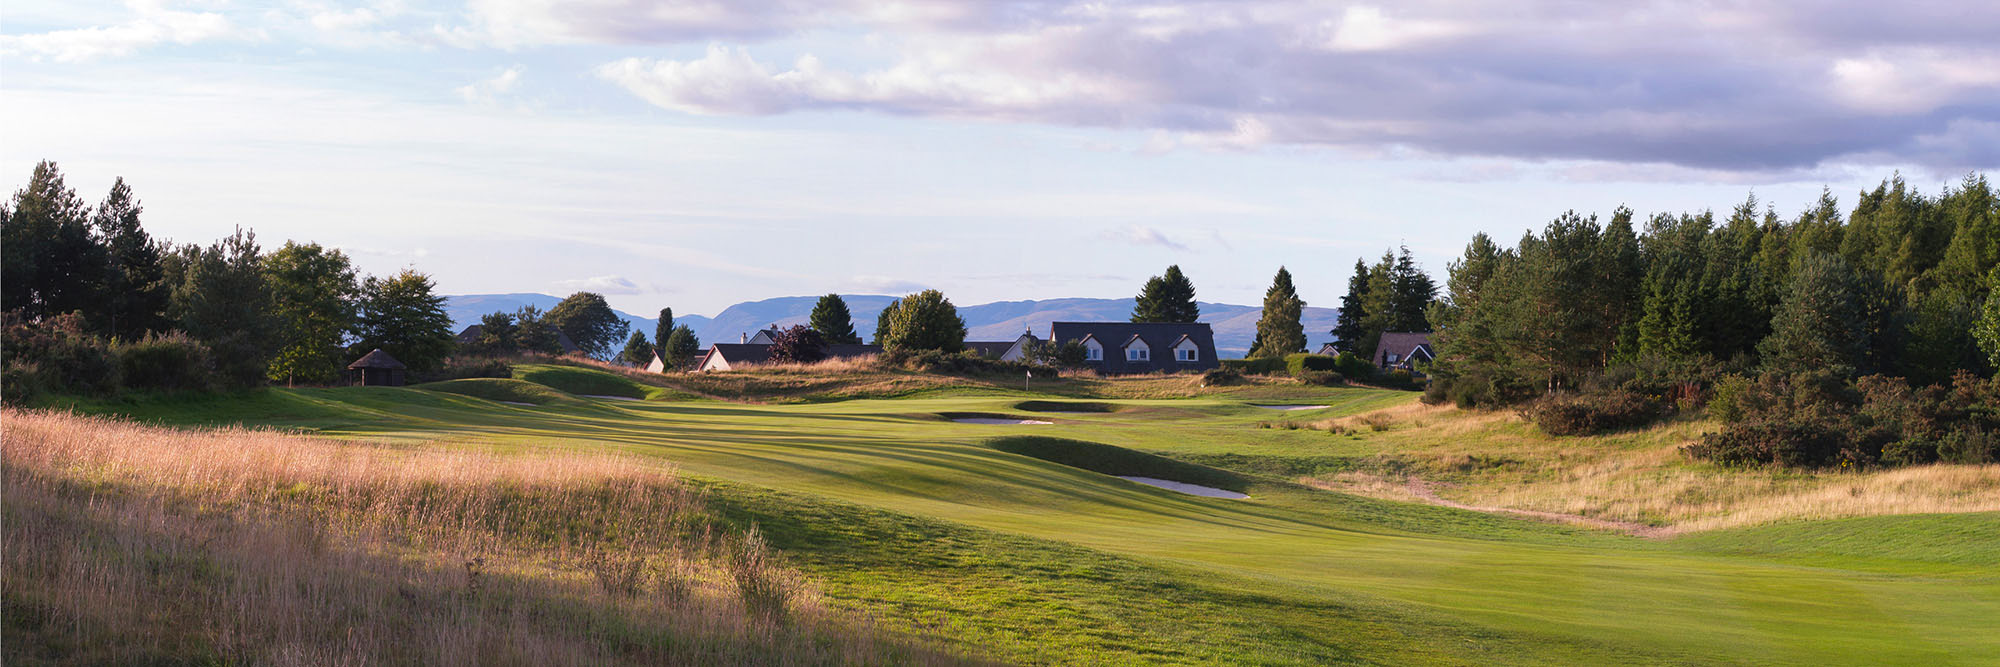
[117,332,214,392]
[1880,437,1939,466]
[1284,353,1338,376]
[1938,428,1997,464]
[1296,370,1340,386]
[885,348,1045,376]
[1525,391,1668,436]
[1199,367,1244,386]
[1707,375,1752,422]
[1684,420,1854,468]
[1222,357,1287,376]
[411,357,513,384]
[1332,353,1374,380]
[2,311,120,399]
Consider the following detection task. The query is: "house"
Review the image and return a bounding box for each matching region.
[697,343,773,371]
[1316,342,1340,356]
[347,348,407,386]
[455,324,583,355]
[644,349,670,373]
[744,326,782,344]
[1048,322,1219,374]
[964,332,1038,361]
[1372,332,1434,372]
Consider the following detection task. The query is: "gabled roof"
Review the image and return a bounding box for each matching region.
[1048,322,1219,373]
[706,343,773,366]
[1373,332,1434,366]
[347,348,406,370]
[964,341,1018,357]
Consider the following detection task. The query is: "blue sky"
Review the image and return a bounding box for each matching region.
[5,1,1997,317]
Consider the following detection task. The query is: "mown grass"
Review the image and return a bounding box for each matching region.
[424,376,589,406]
[45,365,2000,665]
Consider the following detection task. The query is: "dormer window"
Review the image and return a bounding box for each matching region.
[1086,347,1103,361]
[1387,353,1400,364]
[1176,347,1197,362]
[1127,348,1149,361]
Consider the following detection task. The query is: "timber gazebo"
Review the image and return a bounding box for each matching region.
[347,348,407,387]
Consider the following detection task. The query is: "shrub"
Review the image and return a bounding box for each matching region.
[1222,357,1287,376]
[117,332,214,392]
[884,348,1045,376]
[1938,428,1997,464]
[767,325,827,364]
[1684,420,1853,468]
[2,311,120,399]
[1526,391,1668,436]
[1296,370,1340,386]
[1284,353,1338,376]
[2,360,48,405]
[410,357,513,384]
[1880,437,1939,466]
[1707,375,1752,423]
[1199,367,1244,386]
[1332,353,1375,380]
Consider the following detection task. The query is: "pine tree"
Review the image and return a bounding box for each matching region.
[655,308,674,357]
[1,161,105,323]
[91,178,168,340]
[1251,267,1306,357]
[470,311,518,355]
[1386,245,1437,331]
[1760,252,1867,377]
[1977,267,2000,370]
[1331,259,1371,354]
[1131,265,1199,323]
[173,228,276,388]
[618,330,654,366]
[513,305,562,354]
[809,294,862,344]
[664,324,700,369]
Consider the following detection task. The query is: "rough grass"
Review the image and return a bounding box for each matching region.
[987,435,1249,492]
[1295,402,2000,532]
[0,409,966,666]
[517,365,675,400]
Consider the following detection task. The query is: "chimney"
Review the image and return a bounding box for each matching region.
[740,332,747,343]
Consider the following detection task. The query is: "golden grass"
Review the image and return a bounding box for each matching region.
[1300,403,2000,534]
[2,408,966,665]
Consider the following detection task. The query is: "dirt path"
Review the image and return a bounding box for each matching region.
[1403,479,1677,539]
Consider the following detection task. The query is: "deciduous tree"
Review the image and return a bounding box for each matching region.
[878,290,966,353]
[352,269,455,373]
[546,292,629,359]
[264,242,359,384]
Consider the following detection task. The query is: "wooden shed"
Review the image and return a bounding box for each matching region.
[347,348,407,387]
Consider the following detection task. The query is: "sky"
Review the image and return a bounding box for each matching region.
[4,1,1998,317]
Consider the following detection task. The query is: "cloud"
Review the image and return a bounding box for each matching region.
[553,274,647,295]
[1,0,239,62]
[456,66,524,104]
[580,1,1999,172]
[1099,225,1189,251]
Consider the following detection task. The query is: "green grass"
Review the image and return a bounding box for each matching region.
[515,364,683,400]
[63,371,2000,665]
[421,377,588,407]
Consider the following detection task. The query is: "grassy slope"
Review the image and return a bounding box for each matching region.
[66,368,2000,665]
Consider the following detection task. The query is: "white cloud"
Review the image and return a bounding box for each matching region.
[456,66,523,104]
[1,0,239,62]
[1829,49,2000,115]
[1321,6,1470,52]
[554,274,647,295]
[1099,225,1190,251]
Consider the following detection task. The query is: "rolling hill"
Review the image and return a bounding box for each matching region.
[447,294,1340,358]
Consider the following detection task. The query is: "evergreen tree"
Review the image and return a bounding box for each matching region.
[1331,259,1371,354]
[1595,206,1643,361]
[878,290,966,353]
[1977,267,2000,370]
[664,324,700,369]
[91,178,168,339]
[1250,267,1306,357]
[173,228,276,388]
[1760,252,1867,377]
[1131,265,1199,323]
[545,292,629,359]
[1,161,105,323]
[264,242,360,385]
[809,294,862,344]
[513,305,562,354]
[655,307,674,357]
[470,311,518,355]
[618,330,654,366]
[352,269,456,373]
[1386,245,1438,331]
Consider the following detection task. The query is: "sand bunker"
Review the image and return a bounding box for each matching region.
[952,418,1054,425]
[1117,476,1249,499]
[580,394,643,402]
[497,401,535,407]
[1251,404,1330,411]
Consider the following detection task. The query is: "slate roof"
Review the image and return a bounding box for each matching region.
[963,341,1018,358]
[704,343,773,367]
[347,348,406,370]
[1372,332,1434,368]
[1048,322,1219,373]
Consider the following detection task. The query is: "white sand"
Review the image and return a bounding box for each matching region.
[497,401,535,406]
[951,418,1054,425]
[580,394,643,401]
[1116,477,1249,499]
[1251,404,1330,411]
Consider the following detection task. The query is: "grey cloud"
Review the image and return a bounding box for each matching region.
[564,1,2000,172]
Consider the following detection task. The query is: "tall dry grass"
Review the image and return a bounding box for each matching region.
[2,409,968,666]
[1300,403,2000,534]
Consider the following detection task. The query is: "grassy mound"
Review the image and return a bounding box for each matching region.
[1012,400,1120,413]
[422,378,581,407]
[988,436,1248,493]
[518,365,657,400]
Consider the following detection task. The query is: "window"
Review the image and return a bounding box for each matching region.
[1176,347,1197,362]
[1387,353,1400,364]
[1085,346,1102,361]
[1127,348,1149,361]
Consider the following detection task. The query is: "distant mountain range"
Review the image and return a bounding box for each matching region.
[444,294,1339,358]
